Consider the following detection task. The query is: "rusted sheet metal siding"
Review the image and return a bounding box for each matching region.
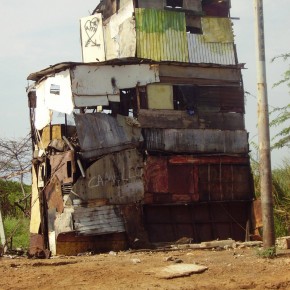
[56,232,127,255]
[159,64,241,86]
[143,129,248,154]
[74,113,142,160]
[187,34,236,65]
[50,150,76,184]
[73,205,125,236]
[144,155,253,204]
[72,149,144,204]
[138,109,244,130]
[143,202,251,243]
[135,8,189,62]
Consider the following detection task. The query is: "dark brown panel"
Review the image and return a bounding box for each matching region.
[143,202,251,243]
[56,232,127,255]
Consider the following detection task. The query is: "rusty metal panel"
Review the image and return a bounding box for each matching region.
[74,113,142,160]
[187,34,236,65]
[138,109,244,130]
[45,176,64,213]
[169,155,250,165]
[50,150,76,184]
[138,109,199,129]
[143,202,251,243]
[144,156,168,193]
[144,155,253,204]
[202,1,230,17]
[159,64,241,86]
[135,8,189,62]
[72,205,125,236]
[72,149,144,204]
[120,204,150,248]
[183,0,202,11]
[137,0,164,9]
[198,164,253,201]
[56,232,127,255]
[173,85,244,114]
[198,86,244,113]
[199,112,244,130]
[143,129,248,154]
[71,64,159,97]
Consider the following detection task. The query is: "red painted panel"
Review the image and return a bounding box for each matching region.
[144,156,168,193]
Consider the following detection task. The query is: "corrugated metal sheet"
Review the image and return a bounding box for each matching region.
[173,85,245,113]
[138,109,244,130]
[72,149,144,204]
[159,64,242,86]
[135,8,189,62]
[187,34,236,65]
[73,205,125,236]
[74,113,142,160]
[143,129,249,154]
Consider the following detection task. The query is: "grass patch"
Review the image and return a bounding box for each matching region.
[256,246,276,259]
[3,216,30,250]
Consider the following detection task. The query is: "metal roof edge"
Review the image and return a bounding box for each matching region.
[27,58,244,82]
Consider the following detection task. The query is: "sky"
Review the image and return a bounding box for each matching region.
[0,0,289,167]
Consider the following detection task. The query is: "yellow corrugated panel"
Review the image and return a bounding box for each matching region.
[135,8,188,62]
[147,84,174,109]
[201,17,234,43]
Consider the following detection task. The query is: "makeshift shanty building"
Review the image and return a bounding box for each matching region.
[27,0,255,256]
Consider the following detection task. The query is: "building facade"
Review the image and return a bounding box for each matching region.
[27,0,255,256]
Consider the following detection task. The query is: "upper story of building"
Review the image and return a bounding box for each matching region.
[80,0,237,65]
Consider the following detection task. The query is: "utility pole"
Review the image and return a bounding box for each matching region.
[254,0,275,248]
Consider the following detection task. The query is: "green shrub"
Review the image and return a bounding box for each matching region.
[3,216,30,250]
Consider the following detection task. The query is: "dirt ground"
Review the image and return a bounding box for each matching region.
[0,246,289,290]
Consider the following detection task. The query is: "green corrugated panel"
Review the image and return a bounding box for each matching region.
[135,8,189,62]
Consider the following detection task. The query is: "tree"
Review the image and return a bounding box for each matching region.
[0,135,32,217]
[270,53,290,149]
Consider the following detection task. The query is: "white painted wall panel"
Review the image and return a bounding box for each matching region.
[80,14,105,62]
[71,64,160,96]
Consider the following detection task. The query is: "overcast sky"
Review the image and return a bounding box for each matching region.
[0,0,289,166]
